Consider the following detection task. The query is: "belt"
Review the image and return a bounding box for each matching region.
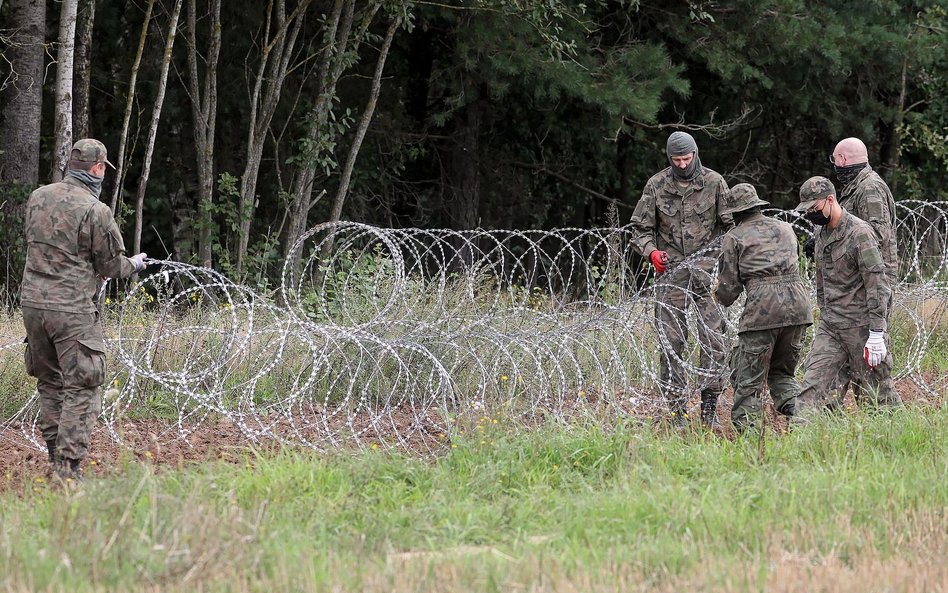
[744,272,802,290]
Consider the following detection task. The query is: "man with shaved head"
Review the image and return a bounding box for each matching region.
[829,137,897,283]
[827,137,899,409]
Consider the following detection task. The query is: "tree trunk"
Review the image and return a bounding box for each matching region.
[236,0,311,274]
[283,0,385,268]
[186,0,222,268]
[327,18,398,226]
[72,0,95,139]
[283,0,353,263]
[50,0,79,182]
[450,97,482,231]
[110,0,155,215]
[133,0,184,258]
[880,55,908,191]
[0,0,46,185]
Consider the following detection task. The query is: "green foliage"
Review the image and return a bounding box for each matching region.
[304,245,395,324]
[6,0,948,265]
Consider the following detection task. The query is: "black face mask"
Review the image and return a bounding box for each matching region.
[834,163,867,187]
[805,207,831,226]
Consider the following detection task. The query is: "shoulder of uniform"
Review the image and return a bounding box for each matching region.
[700,167,722,181]
[849,216,876,239]
[857,169,890,191]
[87,199,114,219]
[726,220,754,240]
[769,217,794,233]
[647,168,672,186]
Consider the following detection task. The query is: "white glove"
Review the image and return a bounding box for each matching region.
[129,252,148,273]
[864,330,886,368]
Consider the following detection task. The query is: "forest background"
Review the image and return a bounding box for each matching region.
[1,0,946,298]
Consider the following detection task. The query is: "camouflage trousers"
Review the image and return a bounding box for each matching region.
[654,271,726,413]
[800,321,901,411]
[729,324,808,432]
[22,307,107,462]
[834,293,897,410]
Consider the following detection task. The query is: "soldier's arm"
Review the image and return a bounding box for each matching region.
[712,232,741,307]
[815,251,825,310]
[716,177,734,230]
[856,230,890,332]
[90,204,138,279]
[628,180,659,257]
[859,182,895,242]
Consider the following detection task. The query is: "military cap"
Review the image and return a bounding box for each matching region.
[721,183,769,216]
[796,176,835,211]
[70,138,115,169]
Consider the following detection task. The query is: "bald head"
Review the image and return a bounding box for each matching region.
[833,137,869,165]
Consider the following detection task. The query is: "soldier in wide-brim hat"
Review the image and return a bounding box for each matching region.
[713,183,813,433]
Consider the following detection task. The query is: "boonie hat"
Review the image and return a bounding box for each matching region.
[721,183,769,216]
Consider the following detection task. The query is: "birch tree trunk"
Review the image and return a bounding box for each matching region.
[133,0,184,258]
[328,18,398,226]
[186,0,222,268]
[235,0,311,273]
[0,0,46,185]
[50,0,79,182]
[283,0,384,268]
[110,0,155,215]
[73,0,95,139]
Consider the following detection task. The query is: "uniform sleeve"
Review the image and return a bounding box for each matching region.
[859,182,895,251]
[855,229,891,332]
[713,232,742,307]
[815,247,825,310]
[90,204,137,279]
[628,179,659,257]
[716,177,734,229]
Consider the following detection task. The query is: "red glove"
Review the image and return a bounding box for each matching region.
[649,250,669,275]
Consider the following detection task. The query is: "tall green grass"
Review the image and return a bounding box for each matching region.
[2,404,946,592]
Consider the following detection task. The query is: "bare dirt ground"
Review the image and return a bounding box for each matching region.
[1,376,941,495]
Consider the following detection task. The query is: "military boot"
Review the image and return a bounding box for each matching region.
[45,439,58,463]
[45,440,60,479]
[54,458,84,484]
[699,389,722,429]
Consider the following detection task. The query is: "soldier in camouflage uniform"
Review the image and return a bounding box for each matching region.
[827,138,899,409]
[830,138,898,282]
[22,139,149,480]
[795,176,901,411]
[629,132,732,427]
[712,184,813,433]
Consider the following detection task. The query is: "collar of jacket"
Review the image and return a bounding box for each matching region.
[736,210,765,225]
[61,175,100,197]
[664,167,705,193]
[840,164,874,196]
[820,209,853,246]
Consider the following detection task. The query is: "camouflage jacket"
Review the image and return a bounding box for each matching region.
[629,167,732,273]
[713,212,813,333]
[21,176,137,313]
[814,210,891,333]
[838,165,898,282]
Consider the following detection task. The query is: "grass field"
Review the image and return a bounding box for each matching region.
[2,405,946,593]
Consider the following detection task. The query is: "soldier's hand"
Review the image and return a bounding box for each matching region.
[864,330,886,368]
[803,238,815,260]
[129,252,148,273]
[649,250,669,275]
